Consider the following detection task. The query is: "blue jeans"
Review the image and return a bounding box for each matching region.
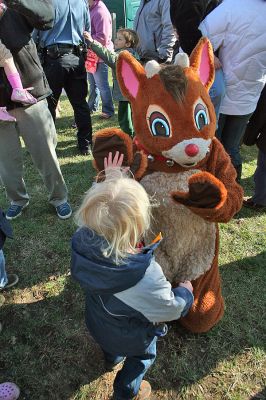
[209,68,225,122]
[216,113,253,169]
[87,62,114,117]
[104,337,157,400]
[0,249,8,289]
[253,149,266,206]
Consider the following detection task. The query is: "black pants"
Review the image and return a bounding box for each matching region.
[43,53,92,151]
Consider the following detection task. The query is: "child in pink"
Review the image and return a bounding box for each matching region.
[0,1,37,121]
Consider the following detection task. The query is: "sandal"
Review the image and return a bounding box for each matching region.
[0,382,20,400]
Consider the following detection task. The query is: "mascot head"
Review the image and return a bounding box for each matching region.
[117,38,216,172]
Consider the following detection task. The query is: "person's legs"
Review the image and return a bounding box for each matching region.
[13,100,68,207]
[118,101,134,137]
[65,66,92,151]
[253,149,266,206]
[216,113,253,181]
[0,250,8,289]
[87,72,100,112]
[113,338,157,400]
[209,69,225,122]
[0,119,29,206]
[93,62,114,117]
[43,57,64,121]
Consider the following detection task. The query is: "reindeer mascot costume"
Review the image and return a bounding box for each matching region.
[92,38,243,333]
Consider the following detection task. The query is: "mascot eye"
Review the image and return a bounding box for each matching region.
[194,103,209,130]
[149,112,170,137]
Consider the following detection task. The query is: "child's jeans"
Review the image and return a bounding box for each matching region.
[0,249,8,288]
[103,337,157,400]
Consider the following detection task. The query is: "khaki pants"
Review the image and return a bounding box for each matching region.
[0,99,68,207]
[0,39,12,67]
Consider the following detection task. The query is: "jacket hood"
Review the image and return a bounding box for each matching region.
[71,227,159,295]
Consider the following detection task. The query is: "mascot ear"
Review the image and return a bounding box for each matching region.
[190,37,215,91]
[117,50,146,101]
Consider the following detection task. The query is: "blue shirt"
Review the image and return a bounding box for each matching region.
[35,0,90,47]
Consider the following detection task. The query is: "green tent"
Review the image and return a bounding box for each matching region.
[103,0,140,31]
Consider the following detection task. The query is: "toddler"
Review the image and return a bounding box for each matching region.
[71,151,194,400]
[84,29,139,137]
[0,1,37,122]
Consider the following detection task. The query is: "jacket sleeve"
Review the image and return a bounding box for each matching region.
[5,0,55,31]
[199,2,231,52]
[158,0,176,61]
[90,41,117,68]
[114,259,194,323]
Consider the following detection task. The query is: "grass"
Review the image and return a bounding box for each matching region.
[0,97,265,400]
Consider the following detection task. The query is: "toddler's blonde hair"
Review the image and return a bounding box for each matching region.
[75,171,151,263]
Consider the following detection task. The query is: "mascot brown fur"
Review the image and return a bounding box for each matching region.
[92,38,243,333]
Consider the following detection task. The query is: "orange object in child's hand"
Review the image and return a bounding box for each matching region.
[85,49,99,73]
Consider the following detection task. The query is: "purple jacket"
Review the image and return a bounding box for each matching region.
[89,0,113,62]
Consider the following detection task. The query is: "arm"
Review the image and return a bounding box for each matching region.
[5,0,54,30]
[157,0,176,61]
[199,1,231,52]
[115,259,194,323]
[172,138,243,223]
[84,32,117,68]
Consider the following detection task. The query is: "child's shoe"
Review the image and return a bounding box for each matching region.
[0,107,16,122]
[0,382,20,400]
[11,88,37,105]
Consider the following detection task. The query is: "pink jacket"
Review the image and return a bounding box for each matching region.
[89,0,113,62]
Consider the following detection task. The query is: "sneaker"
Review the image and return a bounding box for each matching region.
[243,197,266,211]
[6,202,29,220]
[11,88,37,105]
[79,143,92,156]
[56,202,72,220]
[105,357,125,372]
[0,107,16,122]
[0,382,20,400]
[0,274,19,291]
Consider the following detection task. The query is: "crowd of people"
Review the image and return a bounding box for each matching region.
[0,0,265,399]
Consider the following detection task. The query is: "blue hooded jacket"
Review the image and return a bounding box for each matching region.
[71,227,193,356]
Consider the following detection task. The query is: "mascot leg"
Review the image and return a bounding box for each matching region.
[180,236,224,333]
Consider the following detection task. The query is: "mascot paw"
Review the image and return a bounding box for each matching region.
[171,171,227,209]
[92,128,147,179]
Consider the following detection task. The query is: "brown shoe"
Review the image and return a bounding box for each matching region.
[243,197,266,211]
[134,380,151,400]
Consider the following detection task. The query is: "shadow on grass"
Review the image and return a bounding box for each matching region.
[1,252,265,399]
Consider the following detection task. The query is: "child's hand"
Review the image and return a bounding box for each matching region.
[84,31,93,43]
[104,151,129,178]
[214,55,222,70]
[179,280,193,293]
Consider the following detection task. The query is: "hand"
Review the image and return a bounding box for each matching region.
[84,31,93,43]
[179,280,193,293]
[172,171,226,209]
[104,151,129,178]
[214,55,222,70]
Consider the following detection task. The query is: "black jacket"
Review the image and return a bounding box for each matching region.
[0,0,55,109]
[170,0,221,55]
[243,86,266,153]
[0,208,13,250]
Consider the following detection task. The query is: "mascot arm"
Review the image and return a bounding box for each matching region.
[171,138,243,222]
[92,128,148,180]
